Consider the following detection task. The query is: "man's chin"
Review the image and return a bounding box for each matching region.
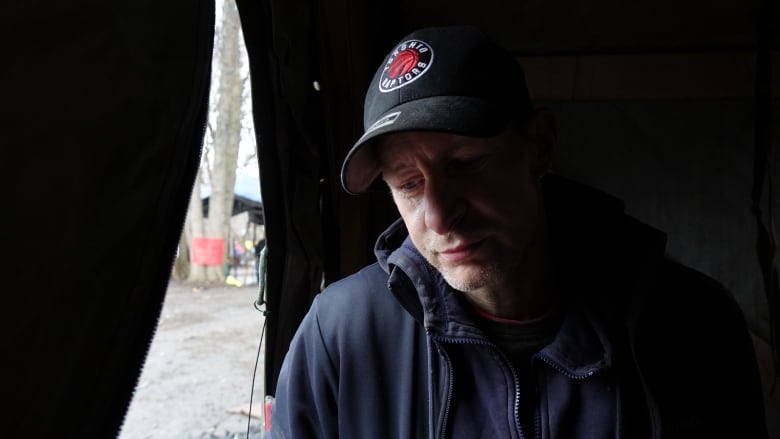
[439,264,496,293]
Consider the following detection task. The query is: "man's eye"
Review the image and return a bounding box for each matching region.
[400,179,421,191]
[391,178,423,196]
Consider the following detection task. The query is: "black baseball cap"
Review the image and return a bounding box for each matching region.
[340,25,534,194]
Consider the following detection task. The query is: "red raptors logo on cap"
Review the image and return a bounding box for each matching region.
[379,39,434,93]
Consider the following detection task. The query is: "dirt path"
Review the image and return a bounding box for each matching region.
[119,280,268,439]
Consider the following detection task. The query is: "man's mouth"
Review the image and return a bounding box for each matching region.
[437,239,485,263]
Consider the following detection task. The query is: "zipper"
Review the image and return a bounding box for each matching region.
[535,353,596,380]
[529,354,599,439]
[534,405,541,439]
[435,341,455,439]
[430,334,526,439]
[425,306,600,438]
[507,351,525,439]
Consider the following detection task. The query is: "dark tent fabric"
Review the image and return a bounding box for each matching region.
[3,0,779,436]
[3,1,214,436]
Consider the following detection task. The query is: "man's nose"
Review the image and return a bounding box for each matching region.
[423,178,464,235]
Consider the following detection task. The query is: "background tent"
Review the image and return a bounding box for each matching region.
[201,172,265,224]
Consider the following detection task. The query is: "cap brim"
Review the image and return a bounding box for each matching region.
[340,95,511,194]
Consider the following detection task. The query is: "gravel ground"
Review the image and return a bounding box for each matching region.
[119,279,268,439]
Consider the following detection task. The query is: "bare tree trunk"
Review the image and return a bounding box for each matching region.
[186,170,208,281]
[205,0,243,281]
[178,0,244,284]
[172,231,190,281]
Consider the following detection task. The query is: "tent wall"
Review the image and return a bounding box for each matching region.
[551,100,777,338]
[3,1,215,436]
[517,51,780,340]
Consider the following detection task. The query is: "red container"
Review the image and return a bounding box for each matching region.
[190,236,225,266]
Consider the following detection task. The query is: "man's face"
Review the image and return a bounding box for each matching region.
[378,126,549,295]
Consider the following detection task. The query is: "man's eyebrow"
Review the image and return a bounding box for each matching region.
[380,159,412,175]
[376,141,411,173]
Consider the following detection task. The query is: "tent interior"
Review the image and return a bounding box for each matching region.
[4,0,779,436]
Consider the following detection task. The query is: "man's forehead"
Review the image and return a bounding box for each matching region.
[377,131,480,158]
[376,130,519,165]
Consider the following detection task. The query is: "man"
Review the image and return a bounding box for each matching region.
[269,25,767,438]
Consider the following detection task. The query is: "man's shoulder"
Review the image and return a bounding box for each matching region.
[637,256,749,341]
[636,258,765,437]
[310,263,409,329]
[317,262,391,306]
[656,257,739,311]
[304,262,421,359]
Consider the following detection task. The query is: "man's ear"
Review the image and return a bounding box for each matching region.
[528,108,557,178]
